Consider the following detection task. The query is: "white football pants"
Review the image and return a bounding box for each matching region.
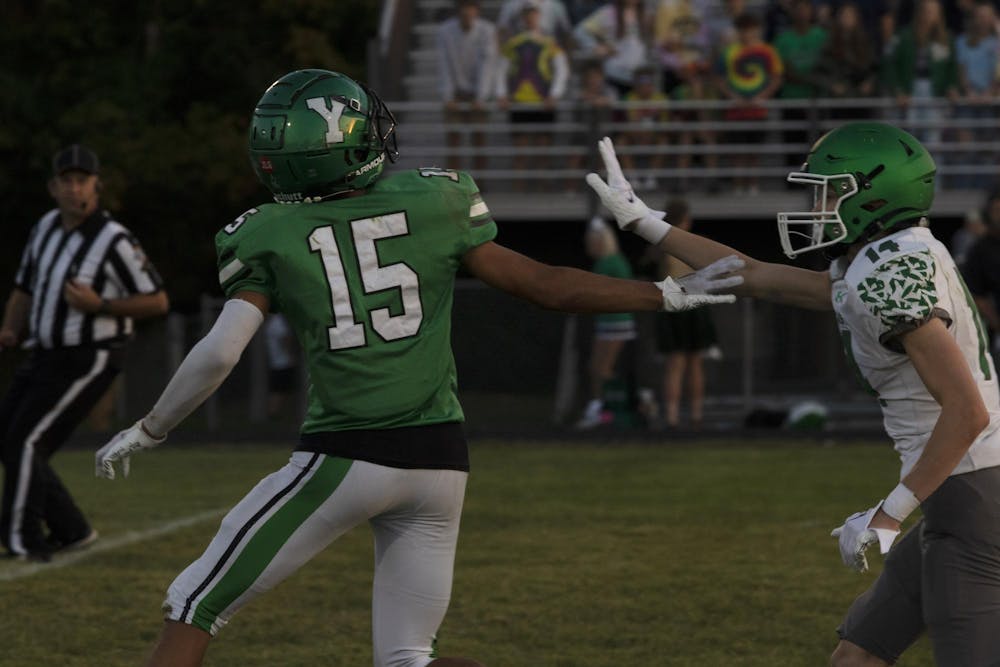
[162,452,467,667]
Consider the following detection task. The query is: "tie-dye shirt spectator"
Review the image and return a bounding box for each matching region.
[715,15,784,121]
[714,11,783,194]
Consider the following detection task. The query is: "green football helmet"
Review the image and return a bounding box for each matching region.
[777,122,936,257]
[248,69,398,203]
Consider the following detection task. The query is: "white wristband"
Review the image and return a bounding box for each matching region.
[633,215,672,245]
[882,483,920,522]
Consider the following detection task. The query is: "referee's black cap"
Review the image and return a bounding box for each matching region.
[52,144,100,176]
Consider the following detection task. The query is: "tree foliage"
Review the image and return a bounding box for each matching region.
[1,0,378,310]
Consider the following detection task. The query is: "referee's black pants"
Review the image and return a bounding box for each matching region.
[0,347,121,556]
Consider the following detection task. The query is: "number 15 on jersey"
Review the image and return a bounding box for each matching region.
[309,213,423,351]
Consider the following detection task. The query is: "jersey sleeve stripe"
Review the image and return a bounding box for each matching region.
[469,201,489,218]
[219,258,245,285]
[468,196,493,228]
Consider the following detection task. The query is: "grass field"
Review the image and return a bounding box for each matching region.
[0,439,936,666]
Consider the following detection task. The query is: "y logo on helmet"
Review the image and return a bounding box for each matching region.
[306,96,346,145]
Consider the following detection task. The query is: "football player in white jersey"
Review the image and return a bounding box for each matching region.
[587,123,1000,666]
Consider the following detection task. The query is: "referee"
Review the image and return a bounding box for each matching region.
[0,144,168,561]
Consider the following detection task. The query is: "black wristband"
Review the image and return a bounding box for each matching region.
[98,298,111,315]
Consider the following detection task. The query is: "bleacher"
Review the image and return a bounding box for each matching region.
[373,0,1000,221]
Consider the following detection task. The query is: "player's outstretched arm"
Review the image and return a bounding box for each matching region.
[663,226,833,311]
[462,241,740,313]
[585,136,833,311]
[96,291,267,479]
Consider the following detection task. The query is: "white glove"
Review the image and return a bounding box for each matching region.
[678,255,746,296]
[830,502,900,572]
[95,420,166,480]
[657,255,745,311]
[585,137,671,244]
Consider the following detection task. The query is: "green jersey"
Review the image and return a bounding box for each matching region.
[216,169,496,437]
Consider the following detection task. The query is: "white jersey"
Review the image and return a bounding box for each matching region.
[831,226,1000,478]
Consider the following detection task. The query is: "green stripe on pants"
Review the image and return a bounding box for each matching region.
[192,456,353,631]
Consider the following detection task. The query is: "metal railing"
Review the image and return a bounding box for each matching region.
[384,96,1000,190]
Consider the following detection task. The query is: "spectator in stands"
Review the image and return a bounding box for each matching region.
[773,0,829,165]
[576,58,619,111]
[618,66,670,190]
[567,59,618,186]
[764,0,795,42]
[566,0,606,24]
[496,0,573,44]
[576,217,638,429]
[654,1,718,192]
[962,190,1000,361]
[654,0,712,95]
[703,0,748,58]
[953,0,999,187]
[438,0,498,171]
[774,1,828,100]
[906,0,982,34]
[952,207,987,266]
[714,11,784,194]
[816,1,893,55]
[883,0,959,146]
[814,2,879,118]
[497,0,570,187]
[653,199,718,430]
[573,0,652,97]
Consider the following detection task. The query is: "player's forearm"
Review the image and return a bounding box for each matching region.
[901,399,990,502]
[532,266,662,313]
[658,227,749,273]
[660,228,831,309]
[897,319,993,504]
[143,299,263,437]
[102,290,170,319]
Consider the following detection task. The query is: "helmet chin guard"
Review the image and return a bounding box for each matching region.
[777,172,858,258]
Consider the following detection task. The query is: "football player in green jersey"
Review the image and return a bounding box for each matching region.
[93,69,741,667]
[588,125,1000,666]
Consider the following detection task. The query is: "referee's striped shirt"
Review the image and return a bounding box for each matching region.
[14,208,163,349]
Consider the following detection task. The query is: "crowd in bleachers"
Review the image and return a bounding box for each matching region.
[435,0,1000,191]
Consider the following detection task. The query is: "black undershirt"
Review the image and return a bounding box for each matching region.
[297,422,469,472]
